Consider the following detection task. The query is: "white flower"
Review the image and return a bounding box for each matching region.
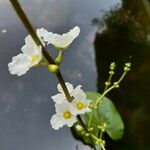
[51,82,91,115]
[50,101,77,130]
[37,26,80,48]
[70,85,91,115]
[8,35,42,76]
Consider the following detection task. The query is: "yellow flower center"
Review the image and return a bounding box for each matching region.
[63,111,72,119]
[76,102,85,110]
[31,55,39,63]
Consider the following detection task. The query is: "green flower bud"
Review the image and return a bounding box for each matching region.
[48,64,59,74]
[109,71,114,75]
[110,62,116,70]
[114,82,119,88]
[105,81,111,86]
[76,125,83,132]
[85,133,90,137]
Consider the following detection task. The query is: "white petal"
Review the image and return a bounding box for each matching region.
[37,28,54,44]
[50,114,65,130]
[8,53,31,76]
[57,82,74,94]
[52,26,80,48]
[41,26,80,48]
[66,116,77,127]
[55,101,70,114]
[36,28,49,38]
[72,85,86,100]
[51,93,66,104]
[21,35,42,57]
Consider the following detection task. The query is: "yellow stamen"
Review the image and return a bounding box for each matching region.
[63,111,72,119]
[31,55,39,63]
[76,102,84,110]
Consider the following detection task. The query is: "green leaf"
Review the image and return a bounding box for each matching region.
[71,91,124,147]
[86,91,124,140]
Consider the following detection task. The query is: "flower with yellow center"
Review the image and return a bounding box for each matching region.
[69,84,91,115]
[70,98,91,115]
[8,35,43,76]
[51,82,91,116]
[76,102,85,110]
[50,102,77,130]
[63,111,72,119]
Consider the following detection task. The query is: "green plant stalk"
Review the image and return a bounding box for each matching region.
[9,0,95,147]
[95,71,128,106]
[103,73,113,92]
[88,113,93,128]
[9,0,72,102]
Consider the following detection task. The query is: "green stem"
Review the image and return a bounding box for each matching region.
[88,113,92,128]
[103,73,113,92]
[95,86,115,106]
[95,71,128,106]
[117,72,127,83]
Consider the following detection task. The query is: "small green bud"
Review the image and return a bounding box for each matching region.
[94,105,97,109]
[125,62,131,67]
[103,123,107,129]
[110,62,116,70]
[124,67,130,72]
[105,81,111,86]
[124,62,131,72]
[88,127,94,131]
[85,133,90,137]
[102,140,105,145]
[48,64,59,74]
[98,125,102,129]
[109,71,114,75]
[114,82,119,88]
[76,125,83,132]
[101,128,105,132]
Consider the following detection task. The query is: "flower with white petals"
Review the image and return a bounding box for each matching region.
[70,98,91,115]
[8,35,42,76]
[50,101,77,130]
[51,82,91,115]
[70,85,91,115]
[37,26,80,48]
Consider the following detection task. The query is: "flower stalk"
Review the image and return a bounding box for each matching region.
[9,0,72,102]
[94,62,131,107]
[9,0,95,147]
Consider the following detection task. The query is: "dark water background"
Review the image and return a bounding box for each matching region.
[0,0,150,150]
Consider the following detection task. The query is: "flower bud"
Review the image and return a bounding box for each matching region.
[114,82,119,88]
[110,62,116,70]
[48,64,59,74]
[76,125,83,132]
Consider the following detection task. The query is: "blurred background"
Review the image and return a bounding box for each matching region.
[0,0,150,150]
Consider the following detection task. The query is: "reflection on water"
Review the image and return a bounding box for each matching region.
[0,0,120,150]
[94,0,150,150]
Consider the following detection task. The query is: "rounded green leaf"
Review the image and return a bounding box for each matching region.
[86,91,124,140]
